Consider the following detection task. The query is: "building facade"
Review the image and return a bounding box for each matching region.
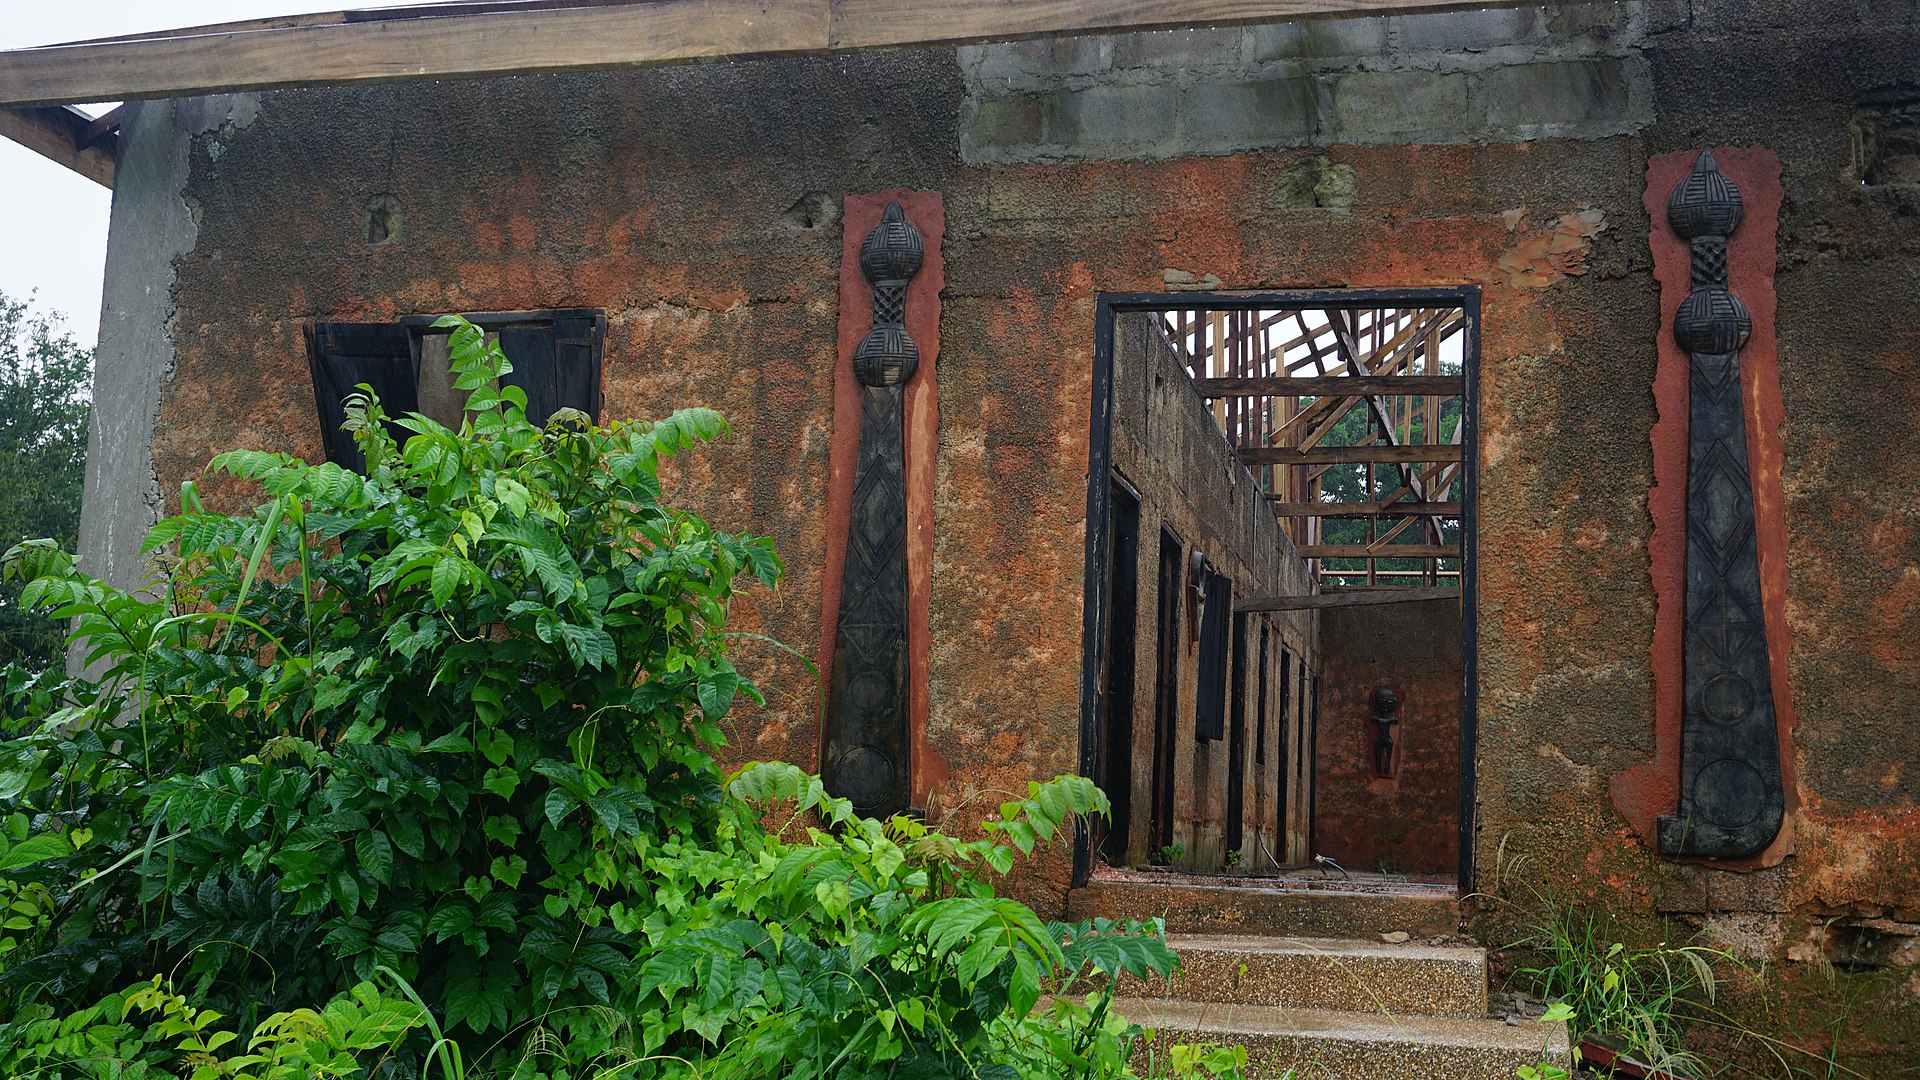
[74,0,1920,1065]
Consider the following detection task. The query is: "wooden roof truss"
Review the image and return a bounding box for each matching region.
[1163,304,1466,589]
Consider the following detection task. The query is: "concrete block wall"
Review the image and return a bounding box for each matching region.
[958,2,1655,164]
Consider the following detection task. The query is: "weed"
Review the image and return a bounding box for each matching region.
[1510,901,1724,1075]
[1515,1001,1577,1080]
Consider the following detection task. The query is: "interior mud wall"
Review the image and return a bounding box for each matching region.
[84,2,1920,1058]
[1107,312,1316,872]
[1312,596,1462,879]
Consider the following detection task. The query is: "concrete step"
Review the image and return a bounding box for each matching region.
[1068,878,1459,939]
[1112,933,1487,1018]
[1114,996,1571,1080]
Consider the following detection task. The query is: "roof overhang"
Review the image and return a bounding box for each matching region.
[0,0,1542,188]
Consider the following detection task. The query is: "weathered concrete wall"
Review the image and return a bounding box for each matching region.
[1108,312,1316,872]
[1313,597,1462,879]
[958,4,1653,164]
[86,0,1920,1059]
[78,94,260,602]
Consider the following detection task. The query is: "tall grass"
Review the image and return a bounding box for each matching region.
[1509,904,1724,1077]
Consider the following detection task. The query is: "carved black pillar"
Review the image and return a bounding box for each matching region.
[1657,151,1785,859]
[823,203,923,818]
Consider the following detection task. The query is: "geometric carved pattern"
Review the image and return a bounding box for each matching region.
[1657,150,1786,859]
[823,202,925,818]
[852,202,924,388]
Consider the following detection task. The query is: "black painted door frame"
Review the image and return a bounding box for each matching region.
[1075,288,1482,890]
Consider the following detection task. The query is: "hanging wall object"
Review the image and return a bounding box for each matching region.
[1370,687,1401,780]
[1654,151,1786,860]
[820,198,945,818]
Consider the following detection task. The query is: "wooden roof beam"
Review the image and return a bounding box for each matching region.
[1297,543,1459,559]
[1268,499,1460,517]
[1240,444,1463,466]
[1196,375,1462,398]
[0,104,113,187]
[1237,586,1458,612]
[0,0,1542,109]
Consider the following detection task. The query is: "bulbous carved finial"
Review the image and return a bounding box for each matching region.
[1674,286,1752,355]
[853,202,925,387]
[1668,149,1745,240]
[859,202,924,285]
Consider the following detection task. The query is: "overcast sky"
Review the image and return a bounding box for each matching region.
[1,3,377,347]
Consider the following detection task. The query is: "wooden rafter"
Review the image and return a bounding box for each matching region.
[1326,309,1447,543]
[1240,444,1463,466]
[0,104,112,187]
[1267,500,1460,517]
[1236,586,1459,612]
[1298,544,1459,559]
[1195,375,1461,398]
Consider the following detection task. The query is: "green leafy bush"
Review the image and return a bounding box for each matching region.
[0,318,1227,1079]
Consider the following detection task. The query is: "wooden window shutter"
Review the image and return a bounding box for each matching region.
[305,322,419,473]
[1194,568,1232,742]
[497,311,605,426]
[403,310,606,429]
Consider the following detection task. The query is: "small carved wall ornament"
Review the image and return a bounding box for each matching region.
[1370,687,1400,780]
[822,202,923,818]
[1657,150,1786,860]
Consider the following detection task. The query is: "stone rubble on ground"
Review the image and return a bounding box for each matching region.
[1490,988,1553,1026]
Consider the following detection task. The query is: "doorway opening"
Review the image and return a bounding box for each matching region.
[1076,290,1480,892]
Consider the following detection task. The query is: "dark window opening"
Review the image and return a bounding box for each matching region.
[1255,622,1270,766]
[1304,667,1318,860]
[1149,528,1183,853]
[1278,647,1293,859]
[1226,610,1248,855]
[1098,480,1141,865]
[307,308,606,473]
[1193,567,1231,742]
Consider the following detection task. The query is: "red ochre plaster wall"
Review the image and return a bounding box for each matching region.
[1313,598,1463,879]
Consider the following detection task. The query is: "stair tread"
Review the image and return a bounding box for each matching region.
[1110,995,1569,1054]
[1090,877,1455,900]
[1164,932,1484,963]
[1070,879,1459,939]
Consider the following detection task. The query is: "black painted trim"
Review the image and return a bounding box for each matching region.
[1073,295,1119,887]
[1458,287,1482,893]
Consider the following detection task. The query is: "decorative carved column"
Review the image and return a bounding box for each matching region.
[1655,151,1786,859]
[822,203,922,818]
